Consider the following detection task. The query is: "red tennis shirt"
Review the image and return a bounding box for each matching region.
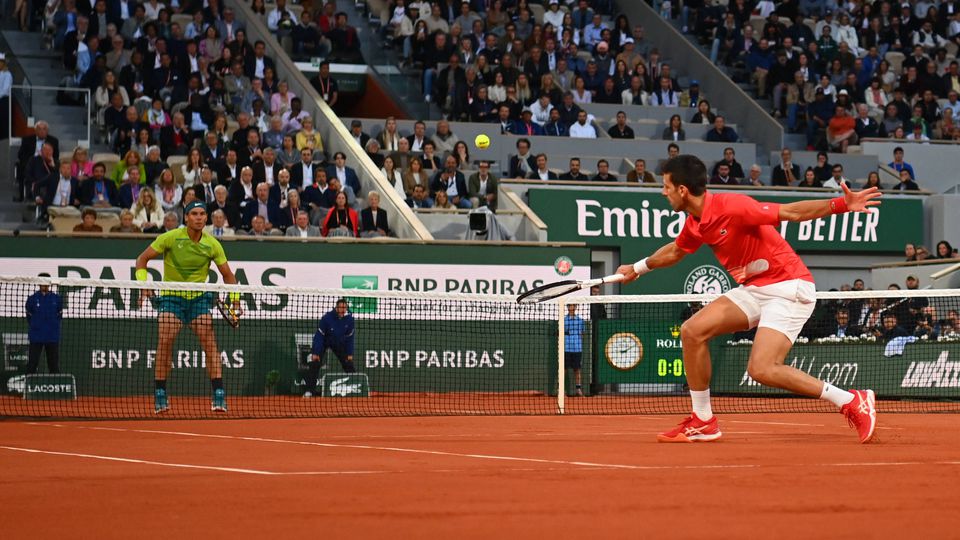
[675,192,814,287]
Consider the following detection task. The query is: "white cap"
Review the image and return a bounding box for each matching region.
[838,89,849,95]
[549,0,559,4]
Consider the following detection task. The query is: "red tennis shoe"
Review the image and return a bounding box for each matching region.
[841,389,877,443]
[657,413,722,443]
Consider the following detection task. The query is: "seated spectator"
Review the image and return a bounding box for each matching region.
[359,191,391,238]
[301,169,332,225]
[433,190,455,210]
[73,208,104,233]
[935,241,956,259]
[862,172,883,190]
[468,161,498,209]
[569,110,597,138]
[626,159,655,183]
[823,164,851,189]
[390,138,415,171]
[798,168,823,188]
[155,169,182,214]
[806,88,834,150]
[204,208,236,237]
[906,123,931,142]
[543,108,568,137]
[408,184,434,209]
[24,143,58,203]
[562,158,590,182]
[326,152,362,195]
[132,188,163,233]
[828,308,862,338]
[785,71,815,133]
[246,214,274,237]
[241,182,279,232]
[80,162,121,210]
[827,105,857,153]
[118,167,145,209]
[915,246,932,261]
[143,146,168,186]
[430,155,472,208]
[70,147,93,182]
[743,164,764,186]
[529,94,554,126]
[452,142,471,171]
[285,210,320,238]
[508,138,536,178]
[592,160,617,182]
[878,312,909,342]
[662,114,685,141]
[295,117,324,157]
[432,120,460,156]
[110,209,141,234]
[403,157,431,198]
[854,104,882,140]
[709,163,738,186]
[38,161,82,220]
[110,150,146,187]
[893,169,921,191]
[812,152,833,182]
[771,148,801,186]
[275,189,303,233]
[276,135,299,169]
[207,184,237,227]
[705,115,739,142]
[657,143,682,175]
[622,75,647,105]
[712,147,745,180]
[527,154,558,181]
[608,111,635,139]
[649,76,679,107]
[322,191,359,237]
[513,108,545,136]
[691,100,716,125]
[181,149,205,187]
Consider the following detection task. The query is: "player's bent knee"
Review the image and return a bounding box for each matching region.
[747,362,776,386]
[679,322,708,346]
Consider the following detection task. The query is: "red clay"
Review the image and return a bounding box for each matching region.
[1,414,958,538]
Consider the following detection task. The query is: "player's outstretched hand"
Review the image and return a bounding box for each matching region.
[616,264,640,284]
[842,183,882,213]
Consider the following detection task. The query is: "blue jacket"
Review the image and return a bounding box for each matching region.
[312,310,355,355]
[26,291,62,343]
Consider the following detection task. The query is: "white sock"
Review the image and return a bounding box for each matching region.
[820,383,855,408]
[690,389,713,420]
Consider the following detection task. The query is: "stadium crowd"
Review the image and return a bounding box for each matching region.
[677,0,960,152]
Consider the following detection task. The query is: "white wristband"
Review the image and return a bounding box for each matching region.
[633,257,651,275]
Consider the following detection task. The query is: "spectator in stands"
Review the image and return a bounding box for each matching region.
[433,190,455,210]
[690,101,715,126]
[661,114,685,141]
[68,147,92,183]
[878,312,909,342]
[452,142,471,171]
[936,241,956,259]
[603,111,633,139]
[348,120,370,150]
[855,104,882,140]
[241,182,278,233]
[907,122,931,142]
[743,164,764,186]
[649,76,679,107]
[296,117,324,158]
[823,163,851,189]
[771,148,801,187]
[270,169,295,209]
[431,155,471,208]
[204,209,235,238]
[143,146,168,186]
[626,159,655,184]
[109,150,144,188]
[468,161,498,209]
[569,110,597,138]
[709,163,738,186]
[712,147,745,180]
[888,146,915,179]
[527,154,558,181]
[217,149,242,186]
[893,169,921,191]
[408,184,434,209]
[273,135,297,170]
[131,187,162,233]
[905,243,918,261]
[512,108,544,136]
[786,71,815,133]
[915,246,932,261]
[194,167,218,205]
[311,61,339,109]
[509,138,536,178]
[572,75,592,104]
[322,191,359,237]
[73,208,104,233]
[359,191,390,238]
[799,168,823,188]
[155,169,182,215]
[806,88,834,149]
[827,105,857,153]
[110,209,140,233]
[377,116,402,152]
[80,162,120,210]
[592,159,617,182]
[245,214,272,237]
[562,158,589,182]
[16,122,60,202]
[862,171,883,190]
[327,152,361,195]
[706,115,739,142]
[284,210,320,238]
[829,307,861,338]
[274,189,303,233]
[37,161,81,221]
[621,75,647,106]
[811,151,832,182]
[180,149,204,188]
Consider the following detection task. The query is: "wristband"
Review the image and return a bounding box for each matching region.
[228,292,241,303]
[829,196,848,214]
[632,257,651,276]
[135,269,148,281]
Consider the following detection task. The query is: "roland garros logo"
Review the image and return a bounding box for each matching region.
[554,256,573,276]
[684,265,731,294]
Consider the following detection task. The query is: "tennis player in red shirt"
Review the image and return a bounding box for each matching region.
[617,155,882,443]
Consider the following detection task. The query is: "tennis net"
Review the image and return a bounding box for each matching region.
[1,275,958,419]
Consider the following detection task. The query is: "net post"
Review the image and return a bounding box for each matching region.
[557,298,566,415]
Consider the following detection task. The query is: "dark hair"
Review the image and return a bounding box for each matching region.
[667,142,680,152]
[894,146,904,153]
[936,240,955,258]
[516,138,531,148]
[661,155,708,196]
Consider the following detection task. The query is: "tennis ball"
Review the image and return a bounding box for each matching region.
[474,134,491,149]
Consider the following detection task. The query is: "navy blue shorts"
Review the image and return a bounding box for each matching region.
[564,352,582,370]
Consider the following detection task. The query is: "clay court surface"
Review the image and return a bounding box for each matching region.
[2,414,959,539]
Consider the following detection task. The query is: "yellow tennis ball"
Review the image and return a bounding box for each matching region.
[474,134,491,149]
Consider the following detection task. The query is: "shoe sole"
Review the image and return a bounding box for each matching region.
[657,431,723,443]
[860,389,877,444]
[211,406,227,412]
[154,407,169,414]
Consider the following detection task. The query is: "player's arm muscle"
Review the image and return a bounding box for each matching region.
[779,184,881,222]
[135,246,161,269]
[216,262,238,285]
[777,199,834,222]
[616,241,688,283]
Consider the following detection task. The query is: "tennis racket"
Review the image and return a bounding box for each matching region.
[517,273,626,304]
[216,297,242,328]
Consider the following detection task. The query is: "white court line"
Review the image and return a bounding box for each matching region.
[0,445,385,476]
[65,425,757,471]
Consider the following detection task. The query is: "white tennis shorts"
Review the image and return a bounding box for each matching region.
[722,279,816,343]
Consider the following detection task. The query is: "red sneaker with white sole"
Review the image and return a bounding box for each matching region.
[841,389,877,443]
[657,413,722,443]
